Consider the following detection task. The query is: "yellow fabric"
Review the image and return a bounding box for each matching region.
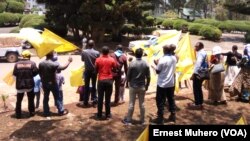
[43,29,78,53]
[149,31,181,60]
[19,28,43,49]
[175,33,196,82]
[236,115,247,125]
[70,65,85,87]
[136,126,149,141]
[3,71,15,86]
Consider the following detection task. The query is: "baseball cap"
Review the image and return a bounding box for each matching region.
[21,50,32,58]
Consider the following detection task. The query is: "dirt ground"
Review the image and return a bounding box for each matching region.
[0,32,249,141]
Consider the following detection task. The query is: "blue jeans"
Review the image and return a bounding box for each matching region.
[84,70,97,105]
[42,82,64,115]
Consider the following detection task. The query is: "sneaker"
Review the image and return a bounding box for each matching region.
[59,109,69,116]
[150,118,164,125]
[122,119,132,125]
[187,103,203,110]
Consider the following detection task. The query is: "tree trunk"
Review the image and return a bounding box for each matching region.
[112,28,122,42]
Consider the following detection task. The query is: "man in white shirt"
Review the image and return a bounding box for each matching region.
[151,45,177,124]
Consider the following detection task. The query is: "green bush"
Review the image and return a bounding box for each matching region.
[0,2,7,13]
[245,32,250,43]
[188,23,205,35]
[194,19,220,27]
[173,19,189,31]
[14,13,24,22]
[217,22,234,33]
[20,14,45,28]
[199,26,222,41]
[121,24,135,35]
[155,17,165,25]
[141,27,157,35]
[0,12,19,26]
[162,19,174,29]
[6,1,25,13]
[145,16,154,26]
[23,18,46,29]
[10,26,20,33]
[234,24,250,32]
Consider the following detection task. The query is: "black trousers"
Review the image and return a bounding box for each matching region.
[193,74,204,105]
[156,86,175,119]
[113,75,121,103]
[84,70,97,105]
[16,90,35,117]
[97,79,113,117]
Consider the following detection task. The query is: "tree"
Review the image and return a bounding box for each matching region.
[168,0,186,14]
[224,0,250,15]
[185,0,214,18]
[6,0,25,13]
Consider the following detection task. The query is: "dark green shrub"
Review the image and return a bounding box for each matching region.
[188,23,205,35]
[14,13,24,22]
[141,27,157,35]
[173,19,189,31]
[155,17,165,25]
[162,19,174,29]
[199,26,222,41]
[145,16,155,26]
[20,14,45,28]
[217,22,234,33]
[0,12,19,26]
[234,24,250,32]
[23,18,46,29]
[6,1,25,13]
[245,32,250,43]
[121,24,135,35]
[194,19,220,26]
[0,2,7,13]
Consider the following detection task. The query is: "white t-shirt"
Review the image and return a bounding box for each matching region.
[156,55,177,88]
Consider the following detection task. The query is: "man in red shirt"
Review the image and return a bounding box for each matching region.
[95,46,117,119]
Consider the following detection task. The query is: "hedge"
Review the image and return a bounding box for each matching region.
[0,12,19,26]
[173,19,189,31]
[121,24,135,35]
[155,17,165,25]
[188,23,205,35]
[162,19,174,29]
[10,26,20,33]
[217,22,235,33]
[199,26,222,41]
[6,1,25,13]
[0,2,7,13]
[145,16,154,26]
[20,14,45,28]
[194,19,220,27]
[22,18,46,29]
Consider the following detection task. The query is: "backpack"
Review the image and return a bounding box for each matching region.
[111,52,124,76]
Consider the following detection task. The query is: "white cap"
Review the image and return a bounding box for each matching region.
[212,46,222,55]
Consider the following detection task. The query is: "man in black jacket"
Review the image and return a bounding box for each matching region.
[13,50,39,119]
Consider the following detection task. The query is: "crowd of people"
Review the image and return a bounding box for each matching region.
[13,39,250,125]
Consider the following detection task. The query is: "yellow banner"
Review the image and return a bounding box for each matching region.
[70,65,85,87]
[3,71,15,86]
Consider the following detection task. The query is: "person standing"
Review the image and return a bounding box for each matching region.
[122,48,150,125]
[13,50,38,118]
[222,45,242,87]
[110,44,128,105]
[33,74,41,109]
[151,45,177,124]
[81,40,100,107]
[95,46,116,119]
[39,52,72,117]
[189,42,207,109]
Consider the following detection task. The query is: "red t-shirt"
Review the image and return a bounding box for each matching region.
[95,55,116,80]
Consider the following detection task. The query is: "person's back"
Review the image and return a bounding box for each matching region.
[128,59,150,88]
[39,59,59,84]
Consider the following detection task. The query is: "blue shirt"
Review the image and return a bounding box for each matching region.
[194,49,207,74]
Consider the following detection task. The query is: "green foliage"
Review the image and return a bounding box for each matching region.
[245,32,250,43]
[121,24,135,35]
[165,10,178,19]
[20,14,45,28]
[188,23,205,35]
[162,19,175,29]
[23,18,46,29]
[199,26,222,41]
[217,22,234,32]
[145,16,154,26]
[0,2,7,13]
[215,4,228,21]
[10,26,20,33]
[14,13,24,22]
[173,19,189,30]
[194,19,220,26]
[0,12,19,26]
[6,0,25,13]
[155,17,165,25]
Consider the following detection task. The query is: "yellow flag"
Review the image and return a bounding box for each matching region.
[43,28,78,53]
[175,33,196,82]
[19,28,43,49]
[136,126,149,141]
[3,71,15,86]
[236,115,247,125]
[150,31,181,60]
[70,66,85,87]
